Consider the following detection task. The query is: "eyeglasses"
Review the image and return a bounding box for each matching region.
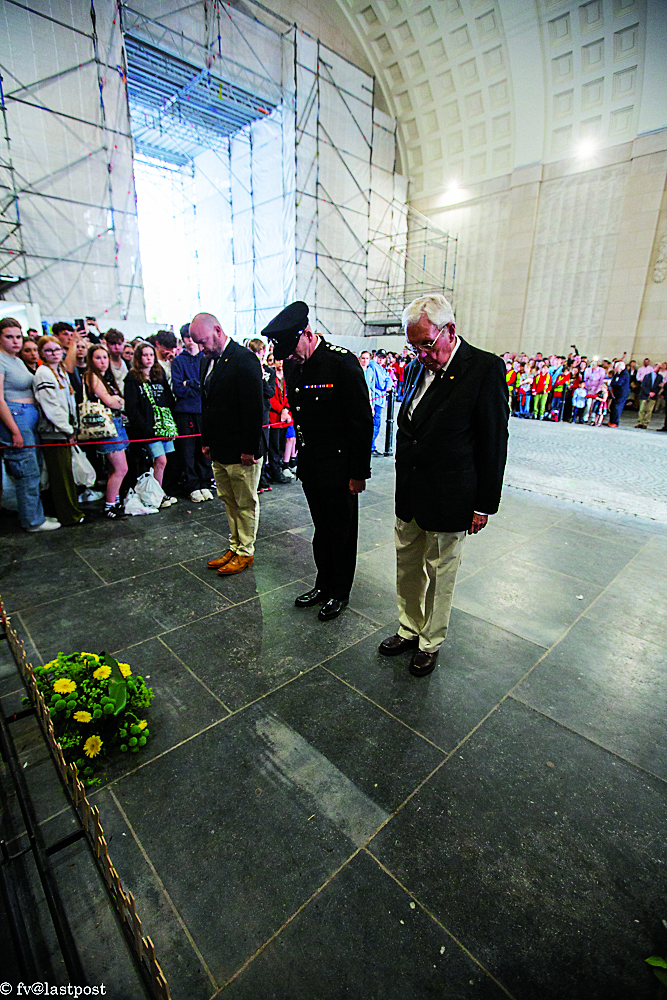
[406,328,442,357]
[42,347,62,355]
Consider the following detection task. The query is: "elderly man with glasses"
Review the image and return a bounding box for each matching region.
[378,293,509,676]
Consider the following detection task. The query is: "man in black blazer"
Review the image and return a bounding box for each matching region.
[189,312,264,575]
[378,294,509,676]
[635,364,663,429]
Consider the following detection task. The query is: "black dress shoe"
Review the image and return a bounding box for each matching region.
[409,649,439,677]
[318,598,348,621]
[378,633,419,656]
[294,588,327,608]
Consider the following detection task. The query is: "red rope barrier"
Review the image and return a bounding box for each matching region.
[1,426,281,449]
[0,433,202,450]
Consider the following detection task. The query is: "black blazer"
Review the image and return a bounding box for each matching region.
[200,338,263,463]
[395,338,509,532]
[639,372,663,400]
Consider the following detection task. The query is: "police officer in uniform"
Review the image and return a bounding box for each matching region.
[262,302,373,620]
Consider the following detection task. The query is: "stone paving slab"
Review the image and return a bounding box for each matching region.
[505,417,667,522]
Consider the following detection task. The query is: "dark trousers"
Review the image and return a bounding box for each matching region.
[43,444,83,526]
[175,412,211,492]
[302,482,359,601]
[609,395,629,425]
[268,426,286,480]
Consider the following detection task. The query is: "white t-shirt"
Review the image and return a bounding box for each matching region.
[158,358,172,389]
[109,357,128,394]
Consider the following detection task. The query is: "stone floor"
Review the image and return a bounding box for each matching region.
[1,427,667,999]
[504,404,667,520]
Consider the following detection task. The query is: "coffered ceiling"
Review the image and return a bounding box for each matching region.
[333,0,657,198]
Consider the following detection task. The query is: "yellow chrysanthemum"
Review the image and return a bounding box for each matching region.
[74,711,92,723]
[119,663,132,678]
[53,678,76,694]
[138,719,147,730]
[42,660,55,671]
[84,735,103,758]
[93,665,112,681]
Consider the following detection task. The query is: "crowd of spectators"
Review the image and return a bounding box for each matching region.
[1,316,664,537]
[502,348,667,430]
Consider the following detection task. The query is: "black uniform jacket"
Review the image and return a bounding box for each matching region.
[285,338,373,490]
[395,338,509,532]
[200,338,263,464]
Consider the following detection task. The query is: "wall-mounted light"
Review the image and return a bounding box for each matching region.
[439,180,469,206]
[576,139,597,158]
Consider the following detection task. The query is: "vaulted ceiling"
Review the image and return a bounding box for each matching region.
[332,0,659,202]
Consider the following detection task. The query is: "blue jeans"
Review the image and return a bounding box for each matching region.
[519,392,531,417]
[373,404,384,450]
[0,402,45,529]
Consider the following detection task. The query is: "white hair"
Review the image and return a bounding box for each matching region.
[402,294,454,332]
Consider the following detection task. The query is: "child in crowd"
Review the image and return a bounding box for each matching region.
[571,383,587,423]
[550,368,571,421]
[591,381,610,427]
[532,362,552,420]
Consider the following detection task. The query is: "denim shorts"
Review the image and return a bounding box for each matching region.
[97,415,129,454]
[147,439,175,459]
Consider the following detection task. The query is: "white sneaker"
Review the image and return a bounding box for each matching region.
[282,468,295,479]
[27,520,61,532]
[80,488,105,502]
[201,488,215,500]
[189,490,205,502]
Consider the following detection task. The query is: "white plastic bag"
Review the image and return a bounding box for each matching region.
[123,488,159,516]
[71,445,96,487]
[134,470,165,511]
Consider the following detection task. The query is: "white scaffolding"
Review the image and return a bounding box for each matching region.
[0,0,144,323]
[1,0,455,335]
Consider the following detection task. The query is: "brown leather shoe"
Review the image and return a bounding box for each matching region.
[217,554,254,575]
[378,633,419,656]
[208,550,234,570]
[409,649,439,677]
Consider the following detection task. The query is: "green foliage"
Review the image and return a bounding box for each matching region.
[646,956,667,987]
[34,652,154,786]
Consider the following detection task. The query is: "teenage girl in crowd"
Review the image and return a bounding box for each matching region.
[19,337,40,375]
[33,336,84,526]
[268,357,293,483]
[124,342,178,505]
[84,343,129,518]
[0,318,58,531]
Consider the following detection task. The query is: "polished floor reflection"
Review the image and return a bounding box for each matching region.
[1,455,666,1000]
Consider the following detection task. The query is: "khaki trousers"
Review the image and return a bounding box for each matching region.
[395,517,466,654]
[212,458,262,557]
[638,398,656,428]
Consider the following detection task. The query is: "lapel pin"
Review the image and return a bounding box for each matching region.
[450,375,454,379]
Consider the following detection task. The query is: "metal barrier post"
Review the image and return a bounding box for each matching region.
[383,389,394,456]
